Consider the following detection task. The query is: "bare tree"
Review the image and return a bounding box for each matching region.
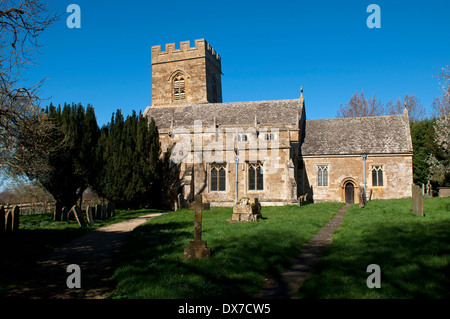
[431,66,450,118]
[386,94,425,121]
[0,1,59,181]
[428,66,449,186]
[336,91,384,118]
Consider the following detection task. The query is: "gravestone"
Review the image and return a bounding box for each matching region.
[70,205,87,228]
[110,202,116,217]
[95,204,102,219]
[62,206,69,221]
[86,205,94,227]
[106,203,111,219]
[298,194,308,207]
[412,184,424,217]
[54,206,62,222]
[230,197,262,222]
[12,206,20,231]
[0,206,5,233]
[5,210,13,232]
[426,181,433,198]
[101,204,107,220]
[358,186,366,208]
[184,194,211,259]
[177,194,185,210]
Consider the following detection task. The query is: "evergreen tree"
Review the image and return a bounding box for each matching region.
[34,103,100,210]
[94,110,162,209]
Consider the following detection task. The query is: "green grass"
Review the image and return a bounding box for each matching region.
[0,208,161,295]
[111,202,344,299]
[297,197,450,299]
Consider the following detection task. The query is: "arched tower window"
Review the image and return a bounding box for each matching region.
[173,73,186,101]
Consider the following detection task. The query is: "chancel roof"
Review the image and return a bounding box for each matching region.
[301,115,413,156]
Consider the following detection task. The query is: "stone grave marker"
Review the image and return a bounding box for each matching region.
[95,204,102,219]
[230,197,262,222]
[110,202,116,217]
[0,206,5,233]
[358,186,366,208]
[70,205,87,228]
[54,206,62,222]
[101,204,107,220]
[184,194,211,259]
[5,210,13,232]
[106,202,114,219]
[62,206,69,221]
[412,184,424,217]
[12,206,20,231]
[86,205,95,227]
[178,194,185,210]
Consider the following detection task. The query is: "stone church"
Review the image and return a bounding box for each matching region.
[144,39,413,207]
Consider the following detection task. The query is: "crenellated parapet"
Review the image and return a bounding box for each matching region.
[151,39,221,72]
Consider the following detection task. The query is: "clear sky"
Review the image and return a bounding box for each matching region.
[22,0,450,127]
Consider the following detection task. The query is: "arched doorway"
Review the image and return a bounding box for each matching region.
[345,182,355,204]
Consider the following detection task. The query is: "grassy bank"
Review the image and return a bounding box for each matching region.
[111,202,344,299]
[297,197,450,298]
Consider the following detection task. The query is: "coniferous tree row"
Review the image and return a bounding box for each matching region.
[29,104,163,210]
[94,110,163,209]
[35,103,100,212]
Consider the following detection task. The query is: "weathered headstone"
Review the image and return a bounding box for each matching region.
[106,202,114,219]
[12,206,20,231]
[95,204,102,219]
[412,184,424,217]
[62,206,69,221]
[70,205,87,228]
[298,194,308,207]
[110,202,115,217]
[101,204,107,220]
[230,197,262,222]
[5,210,13,232]
[177,194,185,210]
[86,205,94,227]
[0,206,5,233]
[54,205,62,222]
[358,186,366,208]
[184,194,211,259]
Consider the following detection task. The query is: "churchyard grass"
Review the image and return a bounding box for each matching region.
[111,202,344,299]
[297,197,450,298]
[0,208,160,295]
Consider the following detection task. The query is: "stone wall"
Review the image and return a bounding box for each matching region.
[159,126,299,206]
[301,154,413,203]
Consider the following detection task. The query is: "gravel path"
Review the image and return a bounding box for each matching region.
[6,213,163,299]
[257,204,350,299]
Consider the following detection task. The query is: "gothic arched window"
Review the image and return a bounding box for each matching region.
[210,164,226,192]
[173,73,185,101]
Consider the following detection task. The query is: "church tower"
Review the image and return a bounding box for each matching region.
[151,39,222,107]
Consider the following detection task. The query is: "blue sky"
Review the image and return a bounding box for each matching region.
[22,0,450,127]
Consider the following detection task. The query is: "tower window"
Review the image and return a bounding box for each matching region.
[173,74,185,101]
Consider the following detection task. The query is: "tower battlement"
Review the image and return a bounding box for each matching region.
[151,39,221,71]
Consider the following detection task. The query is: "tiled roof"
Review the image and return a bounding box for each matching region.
[144,99,302,129]
[301,115,413,155]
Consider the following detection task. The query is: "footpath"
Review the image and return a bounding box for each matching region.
[6,213,163,299]
[258,204,351,299]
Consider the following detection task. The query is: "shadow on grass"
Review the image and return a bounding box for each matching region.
[298,217,450,299]
[112,221,309,299]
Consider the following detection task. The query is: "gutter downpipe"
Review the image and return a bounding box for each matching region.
[362,154,367,200]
